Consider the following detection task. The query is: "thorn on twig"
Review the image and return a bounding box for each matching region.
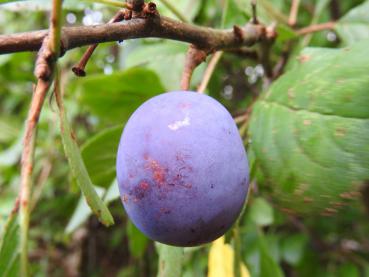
[181,45,208,91]
[233,25,244,42]
[251,0,258,24]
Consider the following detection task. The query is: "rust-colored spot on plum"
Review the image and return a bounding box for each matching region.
[179,102,192,109]
[121,194,129,203]
[139,181,150,190]
[180,183,192,189]
[160,207,171,215]
[145,158,166,185]
[143,153,149,160]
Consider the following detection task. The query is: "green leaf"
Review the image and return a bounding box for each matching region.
[126,221,148,259]
[66,180,120,233]
[157,0,201,22]
[65,186,105,233]
[125,42,187,91]
[81,125,123,188]
[0,134,22,167]
[337,263,360,277]
[335,1,369,45]
[74,68,165,123]
[58,96,114,227]
[249,198,274,227]
[156,243,183,277]
[258,229,284,277]
[0,212,20,277]
[0,117,19,143]
[281,234,308,265]
[248,40,369,215]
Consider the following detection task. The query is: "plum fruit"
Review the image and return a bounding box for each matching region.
[116,91,249,246]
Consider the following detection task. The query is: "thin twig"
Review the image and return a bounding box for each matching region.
[288,0,300,27]
[0,16,268,55]
[297,21,335,36]
[19,0,63,275]
[72,10,126,76]
[197,51,223,94]
[181,45,208,90]
[251,0,258,24]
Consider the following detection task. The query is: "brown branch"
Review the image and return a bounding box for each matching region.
[297,21,335,36]
[0,16,267,55]
[19,0,62,274]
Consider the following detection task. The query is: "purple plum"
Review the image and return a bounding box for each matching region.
[116,91,249,246]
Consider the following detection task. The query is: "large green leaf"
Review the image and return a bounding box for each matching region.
[66,180,120,233]
[74,68,165,124]
[81,125,123,188]
[58,93,114,227]
[248,40,369,215]
[335,1,369,45]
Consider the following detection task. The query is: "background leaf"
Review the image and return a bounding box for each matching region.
[249,39,369,215]
[0,213,19,277]
[74,68,165,124]
[81,125,123,188]
[336,1,369,45]
[249,198,274,227]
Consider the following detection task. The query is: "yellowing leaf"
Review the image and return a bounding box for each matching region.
[208,237,250,277]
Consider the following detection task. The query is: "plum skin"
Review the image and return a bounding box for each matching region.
[116,91,249,247]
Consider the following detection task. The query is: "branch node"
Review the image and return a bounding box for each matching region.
[265,23,277,41]
[143,2,158,16]
[34,37,55,81]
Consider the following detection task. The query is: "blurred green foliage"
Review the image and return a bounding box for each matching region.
[0,0,368,276]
